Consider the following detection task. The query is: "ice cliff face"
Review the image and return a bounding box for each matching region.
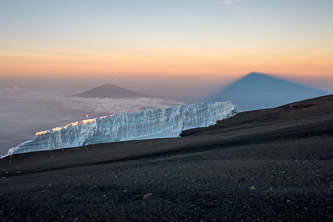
[3,102,238,157]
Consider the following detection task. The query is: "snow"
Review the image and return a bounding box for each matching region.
[2,101,238,158]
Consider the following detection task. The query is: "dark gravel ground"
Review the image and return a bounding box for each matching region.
[0,95,333,221]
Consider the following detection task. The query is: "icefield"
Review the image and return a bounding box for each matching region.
[3,101,238,157]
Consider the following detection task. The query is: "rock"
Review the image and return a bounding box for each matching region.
[142,193,153,199]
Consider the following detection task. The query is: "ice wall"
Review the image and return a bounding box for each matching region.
[3,101,238,157]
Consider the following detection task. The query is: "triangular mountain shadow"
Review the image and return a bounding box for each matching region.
[205,72,328,111]
[73,83,152,99]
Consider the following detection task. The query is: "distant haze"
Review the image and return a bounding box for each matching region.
[1,73,332,103]
[0,74,239,102]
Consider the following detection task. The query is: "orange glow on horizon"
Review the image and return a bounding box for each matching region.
[1,47,332,78]
[1,60,332,79]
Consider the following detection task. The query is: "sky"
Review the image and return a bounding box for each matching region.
[0,0,333,98]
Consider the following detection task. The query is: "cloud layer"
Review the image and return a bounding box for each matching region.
[46,96,184,117]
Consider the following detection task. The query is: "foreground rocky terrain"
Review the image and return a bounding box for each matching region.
[1,95,332,221]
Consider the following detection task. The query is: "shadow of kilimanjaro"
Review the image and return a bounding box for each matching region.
[206,72,329,111]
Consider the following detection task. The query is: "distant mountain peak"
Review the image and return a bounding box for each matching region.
[90,83,122,92]
[98,83,121,89]
[100,83,119,87]
[73,83,151,99]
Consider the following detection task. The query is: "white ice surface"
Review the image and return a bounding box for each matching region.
[132,131,181,140]
[2,101,238,158]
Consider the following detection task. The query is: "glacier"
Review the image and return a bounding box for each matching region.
[2,101,238,158]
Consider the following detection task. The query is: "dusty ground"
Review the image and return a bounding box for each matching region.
[0,95,332,221]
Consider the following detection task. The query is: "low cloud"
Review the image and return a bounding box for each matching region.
[0,87,69,97]
[0,86,26,95]
[45,96,184,117]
